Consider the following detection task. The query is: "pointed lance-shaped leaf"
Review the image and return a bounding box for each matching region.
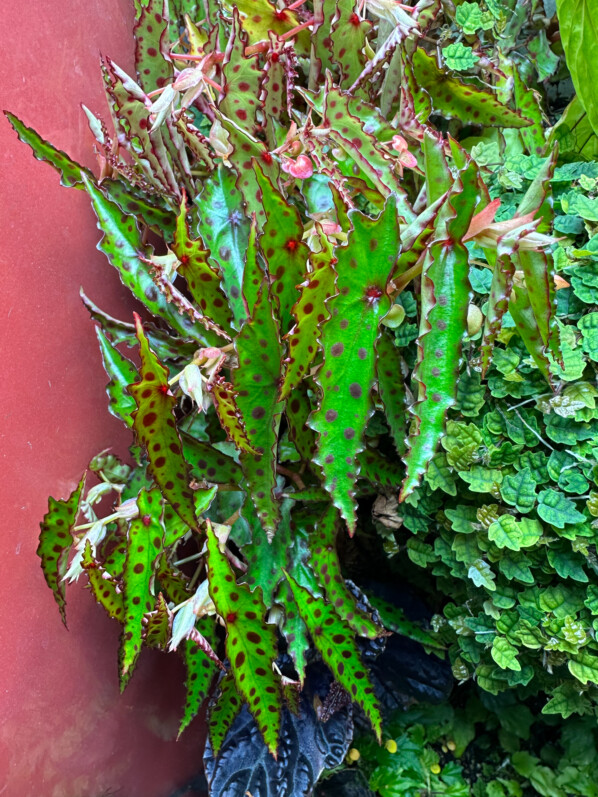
[81,540,124,622]
[221,8,262,131]
[181,432,243,485]
[130,314,197,530]
[134,0,172,94]
[233,281,284,535]
[178,617,220,738]
[37,474,86,625]
[195,165,250,329]
[280,249,337,400]
[310,197,400,533]
[310,505,381,639]
[96,327,138,428]
[375,328,407,456]
[206,520,282,756]
[144,592,171,650]
[509,277,554,387]
[253,162,310,333]
[81,174,202,340]
[120,487,165,688]
[241,214,265,319]
[285,572,383,740]
[286,384,318,463]
[207,671,244,757]
[5,112,93,188]
[480,254,516,377]
[400,163,480,500]
[209,379,258,456]
[172,197,234,336]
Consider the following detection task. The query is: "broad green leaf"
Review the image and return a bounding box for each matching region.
[311,198,400,532]
[537,489,586,528]
[491,636,521,671]
[460,465,503,493]
[233,283,284,535]
[309,505,381,639]
[455,369,486,417]
[179,617,219,737]
[542,683,593,718]
[578,313,598,361]
[547,546,588,582]
[500,468,537,513]
[130,315,197,530]
[455,1,494,34]
[242,498,293,606]
[241,214,265,319]
[569,651,598,685]
[195,165,250,327]
[207,672,244,757]
[285,573,383,740]
[556,0,598,138]
[206,521,281,755]
[96,328,138,427]
[280,252,337,400]
[5,112,92,188]
[468,559,497,591]
[412,48,531,128]
[425,453,457,496]
[37,474,85,625]
[488,515,542,551]
[376,329,407,455]
[81,174,201,340]
[172,199,234,336]
[442,42,480,71]
[357,448,403,490]
[401,165,479,499]
[499,551,535,583]
[134,0,172,93]
[120,487,164,686]
[82,540,124,620]
[254,163,310,332]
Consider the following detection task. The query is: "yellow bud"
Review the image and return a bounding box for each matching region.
[430,764,442,775]
[441,744,448,753]
[467,303,484,337]
[447,740,456,752]
[347,748,360,762]
[385,739,398,753]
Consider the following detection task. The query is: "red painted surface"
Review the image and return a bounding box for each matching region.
[0,2,206,795]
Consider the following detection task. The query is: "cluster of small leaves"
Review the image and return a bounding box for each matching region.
[15,0,598,767]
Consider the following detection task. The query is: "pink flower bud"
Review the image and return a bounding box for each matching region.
[281,154,314,179]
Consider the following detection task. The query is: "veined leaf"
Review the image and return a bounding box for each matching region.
[280,251,337,400]
[134,0,172,93]
[96,328,138,427]
[130,315,197,530]
[311,198,400,532]
[206,521,282,755]
[412,48,532,128]
[81,540,124,621]
[179,617,220,737]
[233,283,284,535]
[285,573,383,740]
[254,163,310,332]
[37,474,85,624]
[310,505,381,639]
[120,487,165,687]
[81,174,200,340]
[5,112,92,188]
[556,0,598,138]
[401,165,479,500]
[172,198,234,336]
[195,165,250,328]
[208,671,244,756]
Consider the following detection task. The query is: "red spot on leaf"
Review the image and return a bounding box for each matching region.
[158,384,169,395]
[226,612,237,623]
[285,239,299,252]
[349,12,360,25]
[261,150,273,165]
[142,515,151,527]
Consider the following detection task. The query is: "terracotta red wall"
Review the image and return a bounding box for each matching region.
[0,2,206,795]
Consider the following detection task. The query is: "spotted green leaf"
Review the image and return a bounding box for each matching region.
[134,0,172,93]
[285,573,382,740]
[286,385,318,463]
[179,617,219,737]
[310,505,381,639]
[130,315,197,530]
[401,165,479,500]
[181,432,243,485]
[311,198,400,532]
[233,283,284,534]
[241,214,265,319]
[81,174,200,340]
[195,165,250,328]
[412,48,531,128]
[210,379,258,456]
[120,487,165,687]
[172,199,234,336]
[100,178,177,235]
[96,328,138,427]
[222,0,309,54]
[145,592,171,650]
[206,520,281,754]
[329,0,372,89]
[512,65,546,156]
[5,112,92,188]
[280,252,337,400]
[82,540,124,621]
[37,474,85,625]
[480,255,516,376]
[254,163,310,332]
[208,671,244,756]
[221,9,262,131]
